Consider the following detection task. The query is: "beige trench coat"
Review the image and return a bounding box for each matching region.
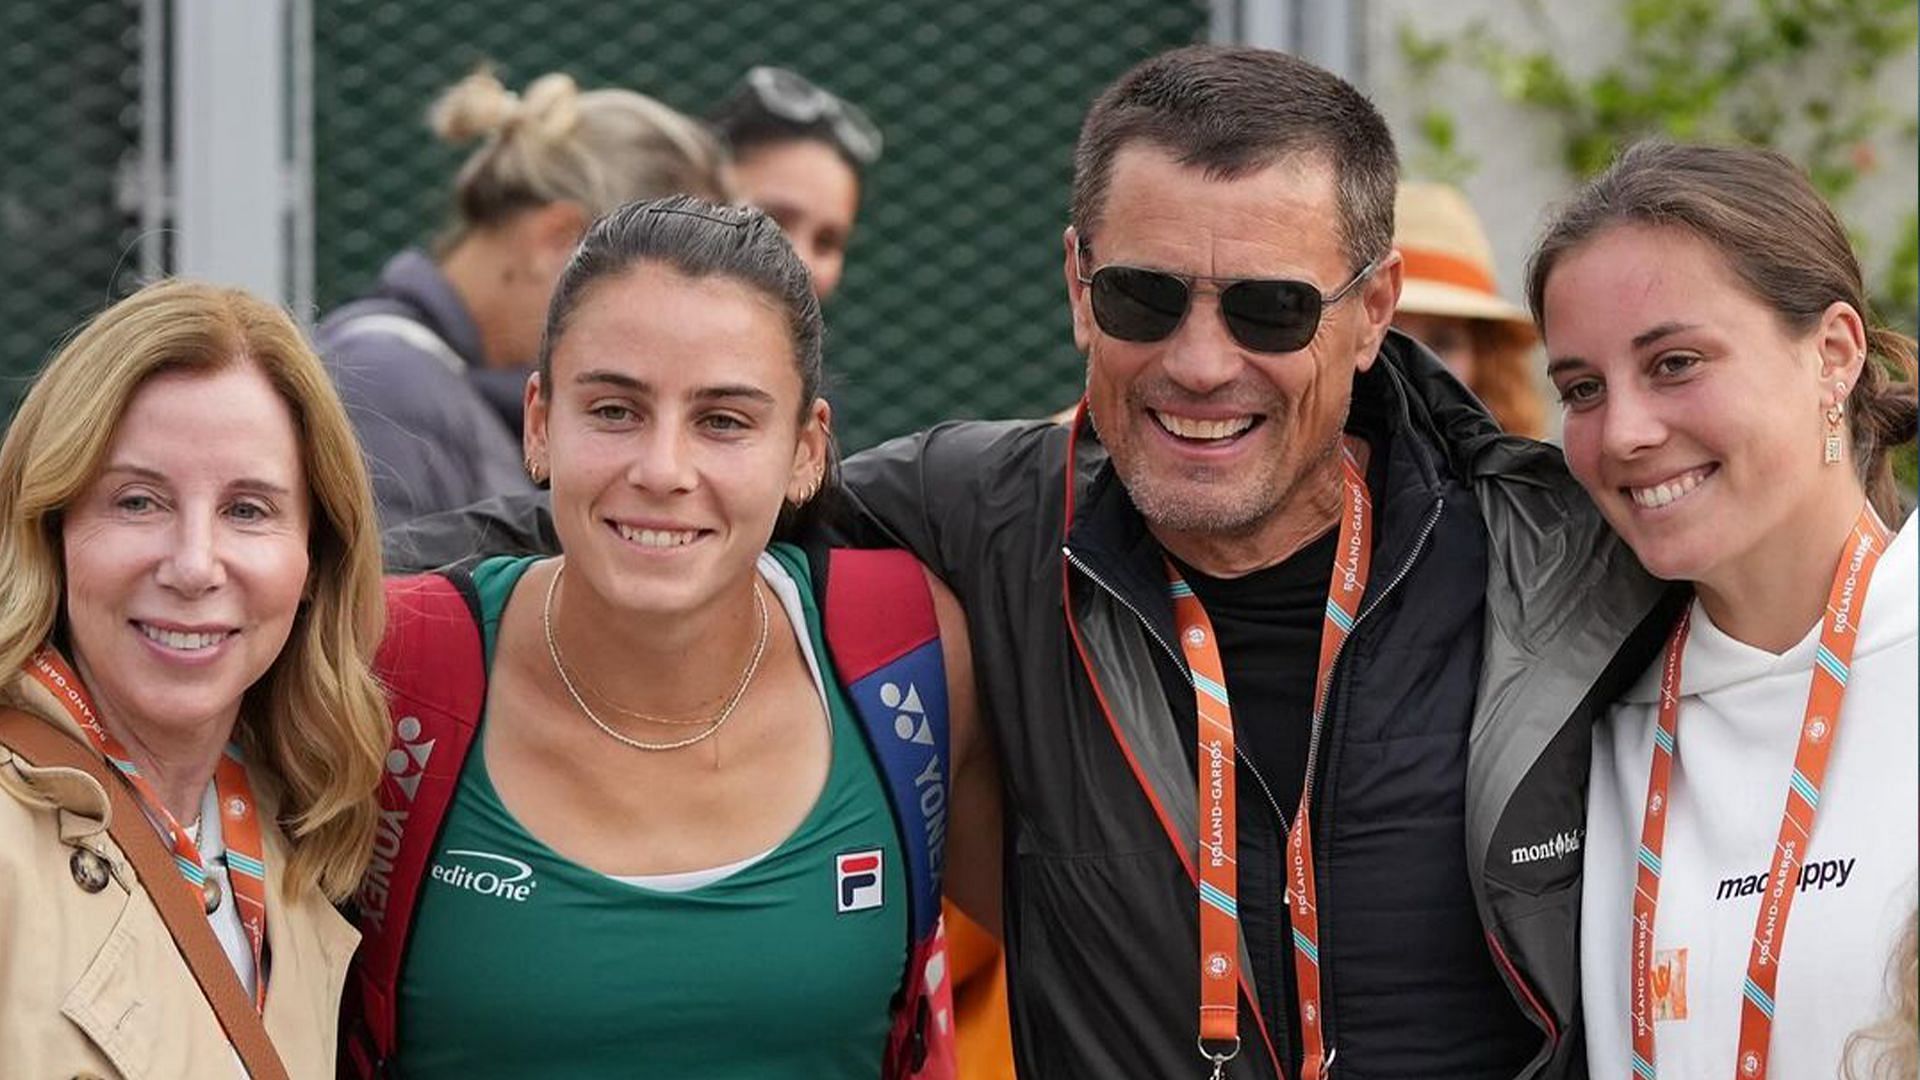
[0,674,359,1079]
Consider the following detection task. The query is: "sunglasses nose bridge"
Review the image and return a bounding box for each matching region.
[1160,286,1251,391]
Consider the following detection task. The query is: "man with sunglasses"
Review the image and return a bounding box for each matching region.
[383,44,1664,1080]
[838,45,1663,1080]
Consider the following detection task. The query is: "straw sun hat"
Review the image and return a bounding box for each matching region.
[1393,182,1537,344]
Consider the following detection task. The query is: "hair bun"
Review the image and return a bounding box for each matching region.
[430,69,520,144]
[518,73,582,143]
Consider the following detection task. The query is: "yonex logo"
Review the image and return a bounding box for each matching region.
[386,715,436,802]
[881,682,934,746]
[432,849,537,902]
[837,849,884,912]
[361,717,437,928]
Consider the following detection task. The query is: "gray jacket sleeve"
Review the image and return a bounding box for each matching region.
[325,333,480,528]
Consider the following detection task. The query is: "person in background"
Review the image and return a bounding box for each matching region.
[0,280,389,1076]
[1392,181,1547,437]
[709,66,881,301]
[317,69,731,527]
[1526,141,1917,1078]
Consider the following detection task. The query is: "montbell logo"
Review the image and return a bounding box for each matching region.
[1510,828,1584,866]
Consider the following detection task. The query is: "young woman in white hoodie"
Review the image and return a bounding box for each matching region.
[1529,141,1918,1079]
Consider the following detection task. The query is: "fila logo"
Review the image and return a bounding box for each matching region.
[837,849,885,913]
[385,715,435,802]
[881,681,934,746]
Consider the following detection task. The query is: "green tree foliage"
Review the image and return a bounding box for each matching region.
[1401,0,1919,487]
[1400,0,1918,325]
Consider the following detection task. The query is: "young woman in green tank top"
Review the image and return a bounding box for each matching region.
[388,197,995,1078]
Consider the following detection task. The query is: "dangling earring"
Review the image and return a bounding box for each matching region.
[1823,381,1847,465]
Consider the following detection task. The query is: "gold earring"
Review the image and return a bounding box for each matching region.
[525,454,546,484]
[1823,382,1847,465]
[795,468,822,505]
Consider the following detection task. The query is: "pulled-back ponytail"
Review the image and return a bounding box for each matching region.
[428,68,733,243]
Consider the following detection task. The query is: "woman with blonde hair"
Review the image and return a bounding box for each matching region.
[317,68,733,526]
[1844,914,1918,1079]
[0,280,390,1077]
[1526,142,1917,1077]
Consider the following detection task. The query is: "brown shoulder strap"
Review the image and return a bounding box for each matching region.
[0,708,291,1080]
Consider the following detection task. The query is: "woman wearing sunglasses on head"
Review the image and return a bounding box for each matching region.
[709,66,881,301]
[1528,142,1918,1078]
[0,281,388,1078]
[344,196,990,1080]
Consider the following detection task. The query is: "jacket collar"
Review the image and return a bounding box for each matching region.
[1063,331,1482,628]
[5,656,95,747]
[2,648,295,839]
[371,248,487,370]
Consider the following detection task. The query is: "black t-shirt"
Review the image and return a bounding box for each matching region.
[1169,524,1338,824]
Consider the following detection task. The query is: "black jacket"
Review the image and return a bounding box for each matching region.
[381,334,1681,1079]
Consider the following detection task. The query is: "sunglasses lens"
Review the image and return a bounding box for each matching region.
[1221,279,1322,353]
[833,103,884,164]
[1089,267,1189,342]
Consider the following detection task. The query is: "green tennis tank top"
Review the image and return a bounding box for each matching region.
[396,549,907,1079]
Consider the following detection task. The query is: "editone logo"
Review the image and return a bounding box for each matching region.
[431,849,537,902]
[837,849,885,913]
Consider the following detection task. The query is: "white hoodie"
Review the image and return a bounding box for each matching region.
[1582,514,1918,1079]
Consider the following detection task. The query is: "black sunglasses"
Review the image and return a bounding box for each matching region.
[1075,244,1377,354]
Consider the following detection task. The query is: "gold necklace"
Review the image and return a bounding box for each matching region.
[542,560,770,752]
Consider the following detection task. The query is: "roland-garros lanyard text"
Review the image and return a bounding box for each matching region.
[1171,436,1371,1080]
[27,647,270,1011]
[1628,505,1890,1080]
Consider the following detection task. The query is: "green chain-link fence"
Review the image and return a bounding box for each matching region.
[0,0,145,418]
[313,0,1210,450]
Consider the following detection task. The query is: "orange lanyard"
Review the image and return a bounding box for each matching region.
[1172,437,1371,1080]
[28,647,270,1011]
[1628,507,1890,1080]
